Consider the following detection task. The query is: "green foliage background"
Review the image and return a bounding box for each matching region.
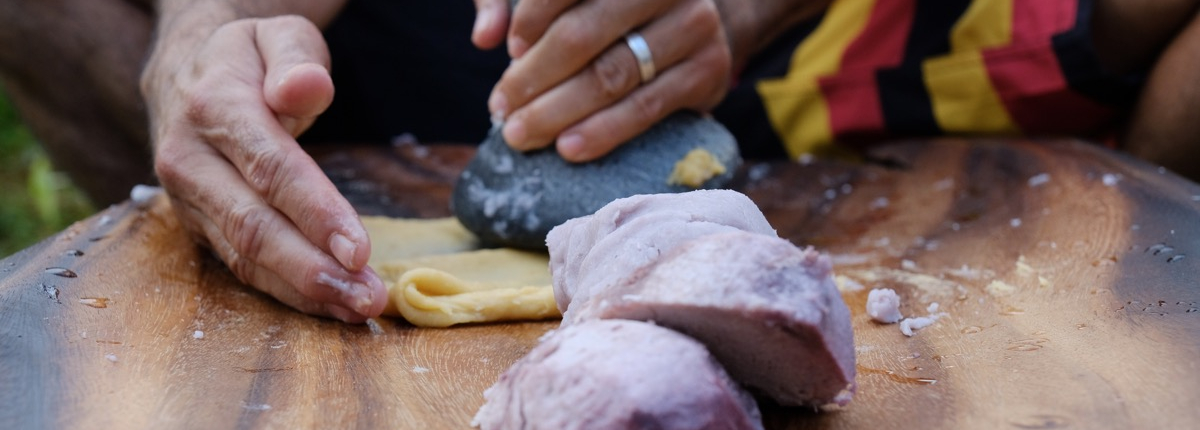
[0,90,94,257]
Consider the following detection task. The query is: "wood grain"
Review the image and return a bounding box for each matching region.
[2,139,1199,429]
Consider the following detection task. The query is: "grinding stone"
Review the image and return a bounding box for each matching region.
[451,112,741,250]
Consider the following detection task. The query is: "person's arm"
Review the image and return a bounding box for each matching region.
[717,0,830,73]
[1102,0,1200,180]
[139,0,389,322]
[471,0,826,162]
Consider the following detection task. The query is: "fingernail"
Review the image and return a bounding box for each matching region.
[509,36,529,59]
[348,286,373,315]
[503,118,526,148]
[330,233,358,270]
[488,91,508,119]
[341,280,374,315]
[558,133,584,159]
[316,271,375,316]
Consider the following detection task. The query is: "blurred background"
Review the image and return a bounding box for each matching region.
[0,89,93,258]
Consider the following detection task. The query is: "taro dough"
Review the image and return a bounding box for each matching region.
[361,216,559,327]
[472,319,764,430]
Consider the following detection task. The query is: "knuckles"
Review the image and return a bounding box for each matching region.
[591,49,636,100]
[223,201,271,280]
[240,141,287,197]
[152,141,189,190]
[682,0,722,37]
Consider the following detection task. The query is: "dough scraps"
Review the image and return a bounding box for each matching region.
[667,148,726,188]
[362,216,559,327]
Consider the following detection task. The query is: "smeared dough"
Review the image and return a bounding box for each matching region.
[362,216,559,327]
[667,148,726,188]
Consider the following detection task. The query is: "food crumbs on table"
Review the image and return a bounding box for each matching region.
[866,288,903,324]
[1027,173,1051,187]
[366,318,385,335]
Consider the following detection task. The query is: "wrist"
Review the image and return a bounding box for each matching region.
[716,0,829,72]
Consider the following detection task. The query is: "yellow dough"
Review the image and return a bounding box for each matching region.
[667,148,726,188]
[361,217,480,265]
[362,216,559,327]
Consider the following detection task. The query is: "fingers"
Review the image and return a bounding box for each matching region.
[185,18,373,276]
[494,0,731,161]
[558,44,730,161]
[150,16,383,321]
[158,144,387,322]
[488,0,672,118]
[501,2,714,152]
[472,0,511,49]
[506,0,576,58]
[257,16,334,137]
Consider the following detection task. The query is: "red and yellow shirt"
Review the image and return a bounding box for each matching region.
[720,0,1142,159]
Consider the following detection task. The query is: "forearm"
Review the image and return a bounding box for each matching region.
[150,0,345,57]
[717,0,829,72]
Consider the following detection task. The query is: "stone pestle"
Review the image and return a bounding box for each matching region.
[451,111,741,250]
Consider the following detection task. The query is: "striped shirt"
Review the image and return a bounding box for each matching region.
[719,0,1142,159]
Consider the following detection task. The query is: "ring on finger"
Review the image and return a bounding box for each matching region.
[624,31,656,83]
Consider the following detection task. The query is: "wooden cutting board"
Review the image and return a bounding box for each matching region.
[2,139,1199,429]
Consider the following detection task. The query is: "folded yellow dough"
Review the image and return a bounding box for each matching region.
[363,217,559,327]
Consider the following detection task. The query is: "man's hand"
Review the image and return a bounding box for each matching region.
[140,13,386,322]
[472,0,733,162]
[471,0,828,162]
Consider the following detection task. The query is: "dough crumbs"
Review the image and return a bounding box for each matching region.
[130,184,162,209]
[946,264,985,280]
[412,366,431,374]
[193,330,205,340]
[241,402,272,411]
[105,353,118,363]
[985,280,1017,297]
[1038,275,1052,288]
[1015,255,1036,277]
[1102,173,1122,186]
[667,148,727,188]
[834,275,865,292]
[1028,173,1051,187]
[900,302,947,337]
[366,318,385,335]
[899,316,938,336]
[866,288,903,324]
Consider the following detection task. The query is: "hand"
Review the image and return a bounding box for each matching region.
[140,15,386,322]
[472,0,733,162]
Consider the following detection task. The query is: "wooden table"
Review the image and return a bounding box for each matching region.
[3,139,1199,429]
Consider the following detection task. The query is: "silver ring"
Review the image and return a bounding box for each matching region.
[624,32,656,83]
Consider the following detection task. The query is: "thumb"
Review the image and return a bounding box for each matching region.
[256,15,335,136]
